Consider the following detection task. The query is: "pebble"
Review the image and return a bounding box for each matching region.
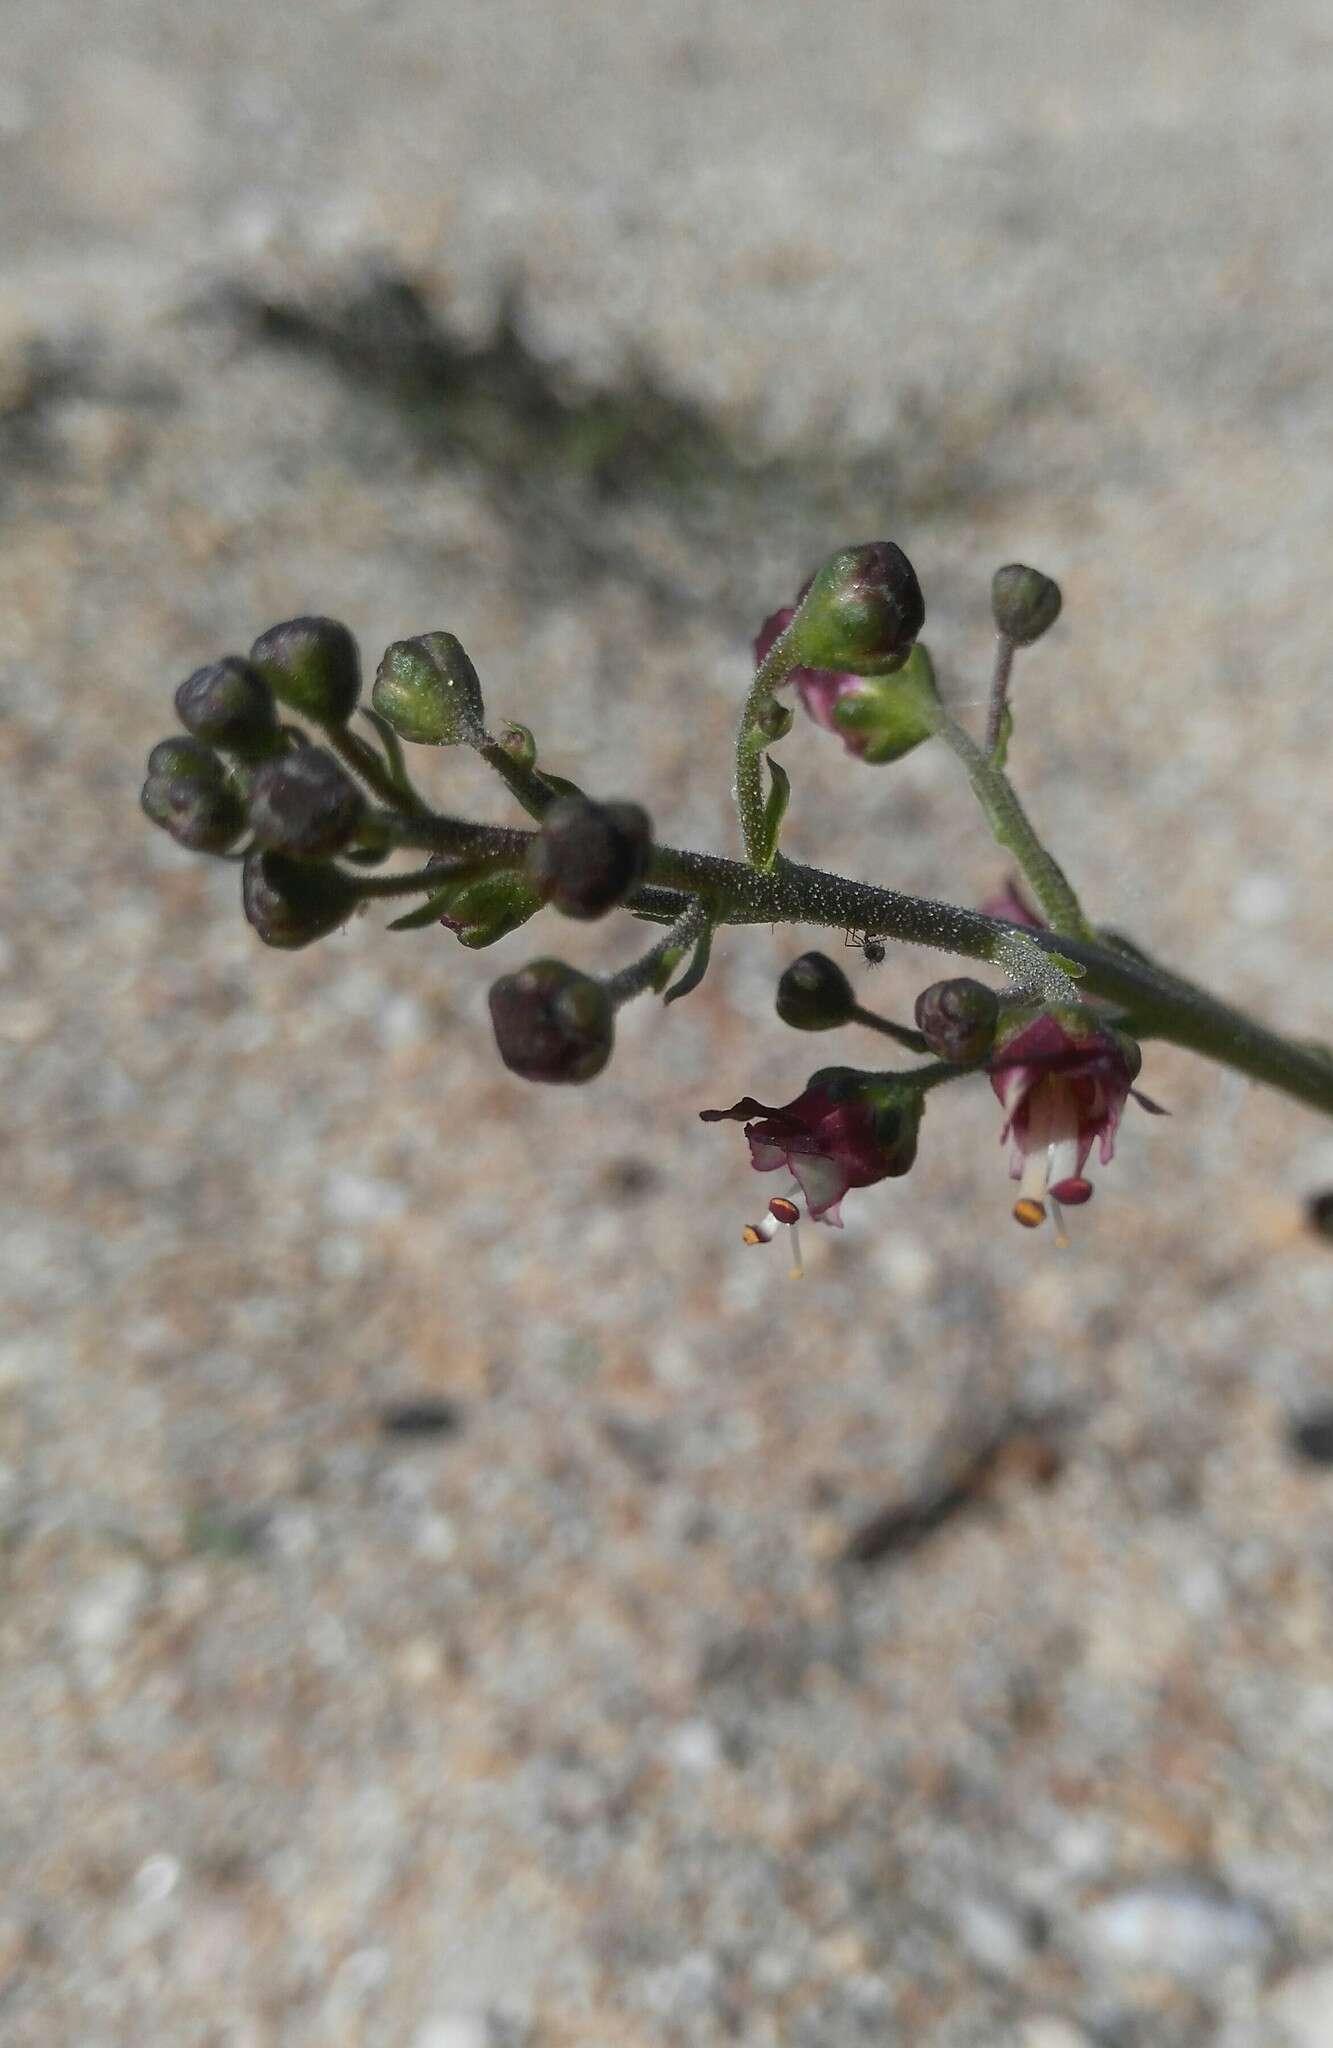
[1081,1880,1273,1984]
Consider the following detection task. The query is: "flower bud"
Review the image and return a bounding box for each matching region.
[175,658,278,754]
[991,564,1062,646]
[371,633,485,745]
[141,756,245,854]
[525,795,652,920]
[241,850,360,949]
[147,736,220,780]
[488,959,614,1084]
[497,722,537,770]
[776,951,857,1031]
[913,977,1000,1064]
[247,745,365,859]
[248,617,362,726]
[785,542,924,677]
[826,642,941,764]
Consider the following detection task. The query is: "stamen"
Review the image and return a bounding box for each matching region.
[1049,1175,1093,1205]
[1013,1196,1047,1229]
[742,1211,784,1246]
[769,1197,801,1226]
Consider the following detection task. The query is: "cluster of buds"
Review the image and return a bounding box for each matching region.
[143,534,1331,1267]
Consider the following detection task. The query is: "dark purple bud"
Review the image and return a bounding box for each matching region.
[247,745,365,859]
[488,959,615,1083]
[785,542,925,677]
[525,795,652,921]
[776,951,857,1031]
[241,850,360,949]
[249,617,362,726]
[175,658,278,755]
[913,978,1000,1064]
[141,756,245,855]
[991,564,1062,647]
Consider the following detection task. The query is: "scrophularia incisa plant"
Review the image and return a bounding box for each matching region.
[142,543,1333,1271]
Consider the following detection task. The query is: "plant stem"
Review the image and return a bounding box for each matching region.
[926,705,1092,941]
[850,1005,929,1054]
[733,637,795,867]
[327,725,430,816]
[476,739,560,821]
[984,634,1016,760]
[344,805,1333,1119]
[605,897,711,1005]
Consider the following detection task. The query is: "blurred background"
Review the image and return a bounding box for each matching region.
[4,2,1333,2043]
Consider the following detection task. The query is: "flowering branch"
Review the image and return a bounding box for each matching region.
[142,545,1333,1261]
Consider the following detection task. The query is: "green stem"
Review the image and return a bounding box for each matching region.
[984,634,1016,761]
[476,739,560,821]
[926,704,1092,941]
[336,805,1333,1120]
[326,725,429,817]
[605,898,711,1005]
[733,637,795,867]
[850,1004,929,1055]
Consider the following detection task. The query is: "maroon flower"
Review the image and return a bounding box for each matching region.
[987,1006,1164,1234]
[753,604,869,757]
[701,1066,923,1228]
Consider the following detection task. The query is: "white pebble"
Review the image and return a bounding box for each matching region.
[1083,1881,1272,1982]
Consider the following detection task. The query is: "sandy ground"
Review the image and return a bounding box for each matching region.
[3,3,1333,2043]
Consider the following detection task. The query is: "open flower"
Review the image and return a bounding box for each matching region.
[987,1006,1164,1236]
[701,1065,924,1229]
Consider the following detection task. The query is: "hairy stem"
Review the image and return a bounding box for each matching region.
[984,634,1016,760]
[352,808,1333,1119]
[732,636,795,867]
[926,706,1092,941]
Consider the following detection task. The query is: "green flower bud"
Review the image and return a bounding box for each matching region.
[829,642,941,764]
[241,850,360,949]
[488,959,615,1084]
[247,746,365,859]
[371,633,485,746]
[785,541,925,677]
[913,977,1000,1064]
[525,795,653,920]
[497,722,537,770]
[776,951,857,1031]
[991,564,1062,646]
[141,754,245,855]
[175,658,278,755]
[248,617,362,726]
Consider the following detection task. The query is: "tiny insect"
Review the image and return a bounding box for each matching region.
[844,929,886,967]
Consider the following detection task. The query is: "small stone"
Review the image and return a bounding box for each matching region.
[952,1892,1042,1977]
[1082,1879,1273,1983]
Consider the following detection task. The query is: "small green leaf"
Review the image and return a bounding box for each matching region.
[360,706,418,801]
[387,886,462,931]
[757,756,791,869]
[664,923,714,1005]
[988,703,1014,769]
